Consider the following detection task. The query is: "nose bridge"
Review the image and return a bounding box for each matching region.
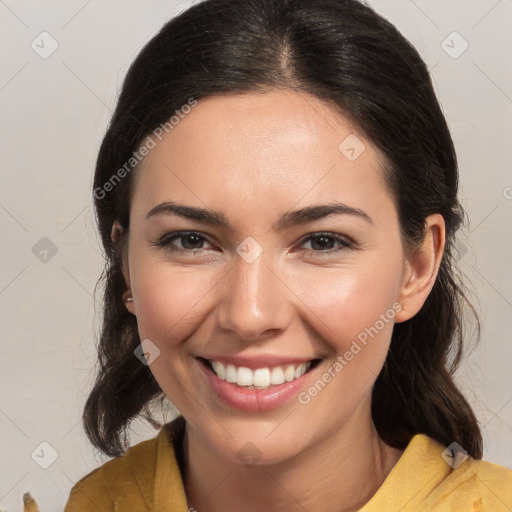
[215,246,291,340]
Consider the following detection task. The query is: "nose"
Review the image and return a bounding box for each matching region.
[215,249,293,342]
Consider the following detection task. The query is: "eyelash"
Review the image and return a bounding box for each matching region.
[152,231,354,257]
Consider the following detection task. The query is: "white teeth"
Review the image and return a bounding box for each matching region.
[237,367,253,386]
[270,366,285,385]
[225,364,237,383]
[211,361,225,380]
[253,368,271,387]
[208,360,312,389]
[294,363,306,379]
[284,365,295,382]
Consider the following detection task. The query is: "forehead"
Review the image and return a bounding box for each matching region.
[131,89,393,223]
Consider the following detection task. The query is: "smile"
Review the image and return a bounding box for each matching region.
[208,359,312,389]
[196,356,322,411]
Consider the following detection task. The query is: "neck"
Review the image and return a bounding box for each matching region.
[182,399,402,512]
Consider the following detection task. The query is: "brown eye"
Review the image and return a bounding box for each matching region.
[153,231,215,252]
[178,233,207,249]
[300,233,353,255]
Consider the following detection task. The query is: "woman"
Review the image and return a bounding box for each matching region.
[56,0,512,510]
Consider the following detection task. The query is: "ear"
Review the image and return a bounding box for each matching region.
[111,220,136,316]
[394,214,445,323]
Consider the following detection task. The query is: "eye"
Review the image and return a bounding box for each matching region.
[152,231,354,257]
[299,232,354,255]
[153,231,216,253]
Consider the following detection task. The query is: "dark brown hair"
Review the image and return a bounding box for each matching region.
[85,0,482,458]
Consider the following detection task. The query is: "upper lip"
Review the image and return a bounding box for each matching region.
[198,354,319,369]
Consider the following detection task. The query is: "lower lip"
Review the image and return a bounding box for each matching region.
[197,359,314,412]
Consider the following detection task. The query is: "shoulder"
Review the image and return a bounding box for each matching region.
[409,435,512,511]
[363,434,512,511]
[63,427,168,512]
[427,455,512,511]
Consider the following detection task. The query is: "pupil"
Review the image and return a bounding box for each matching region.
[312,235,333,250]
[183,234,202,249]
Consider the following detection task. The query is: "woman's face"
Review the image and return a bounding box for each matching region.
[123,89,423,464]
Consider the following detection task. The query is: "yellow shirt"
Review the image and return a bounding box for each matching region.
[58,416,512,512]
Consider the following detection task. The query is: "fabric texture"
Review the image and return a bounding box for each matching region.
[57,415,512,511]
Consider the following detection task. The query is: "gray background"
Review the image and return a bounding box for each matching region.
[1,0,511,510]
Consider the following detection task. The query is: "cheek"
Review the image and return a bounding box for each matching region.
[129,263,218,411]
[290,259,402,353]
[130,261,216,346]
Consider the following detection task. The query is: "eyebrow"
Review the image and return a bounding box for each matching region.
[146,200,373,229]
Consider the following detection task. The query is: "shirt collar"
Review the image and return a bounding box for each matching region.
[152,419,451,512]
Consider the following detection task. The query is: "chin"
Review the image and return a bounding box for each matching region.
[192,414,318,467]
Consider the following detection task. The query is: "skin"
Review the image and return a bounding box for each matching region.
[117,89,445,512]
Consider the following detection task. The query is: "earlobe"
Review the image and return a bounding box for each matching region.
[122,289,136,315]
[111,220,124,245]
[395,214,445,323]
[111,220,136,316]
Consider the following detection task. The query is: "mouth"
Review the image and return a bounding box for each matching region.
[197,357,322,390]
